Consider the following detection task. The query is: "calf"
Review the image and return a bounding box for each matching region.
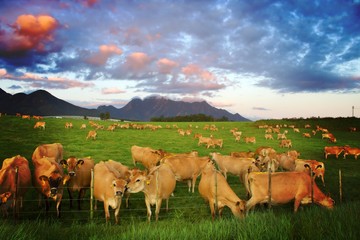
[93,161,127,224]
[199,162,246,220]
[60,157,94,209]
[126,164,176,221]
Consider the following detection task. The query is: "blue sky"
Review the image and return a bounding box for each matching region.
[1,0,360,120]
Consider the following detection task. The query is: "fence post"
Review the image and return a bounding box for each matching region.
[13,167,19,219]
[90,168,94,221]
[267,161,272,209]
[339,169,342,204]
[310,168,314,204]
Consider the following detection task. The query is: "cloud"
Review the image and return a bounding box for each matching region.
[182,64,216,81]
[101,87,126,94]
[0,71,94,89]
[125,52,152,72]
[157,58,179,74]
[253,107,270,111]
[86,44,123,66]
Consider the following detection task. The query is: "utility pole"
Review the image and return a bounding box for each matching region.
[352,106,355,117]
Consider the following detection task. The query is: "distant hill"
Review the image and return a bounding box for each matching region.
[0,89,250,121]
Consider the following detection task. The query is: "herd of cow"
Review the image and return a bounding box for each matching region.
[1,136,342,223]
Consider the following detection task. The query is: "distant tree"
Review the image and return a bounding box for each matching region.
[99,112,110,120]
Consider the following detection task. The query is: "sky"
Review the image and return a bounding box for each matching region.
[0,0,360,120]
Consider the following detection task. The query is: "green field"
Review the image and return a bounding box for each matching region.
[0,116,360,240]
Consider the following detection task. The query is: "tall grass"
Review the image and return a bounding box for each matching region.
[0,116,360,239]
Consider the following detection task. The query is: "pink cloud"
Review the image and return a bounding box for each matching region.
[157,58,179,74]
[102,87,126,94]
[125,52,152,72]
[86,44,123,66]
[182,64,216,81]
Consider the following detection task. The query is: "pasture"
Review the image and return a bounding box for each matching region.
[0,115,360,239]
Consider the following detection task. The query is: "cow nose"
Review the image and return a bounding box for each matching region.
[115,191,123,196]
[69,172,76,177]
[50,188,57,196]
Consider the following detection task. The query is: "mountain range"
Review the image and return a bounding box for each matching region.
[0,88,250,121]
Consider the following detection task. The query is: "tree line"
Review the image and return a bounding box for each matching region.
[150,114,229,122]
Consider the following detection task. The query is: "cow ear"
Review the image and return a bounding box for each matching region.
[77,159,85,166]
[316,164,322,169]
[304,164,310,169]
[59,159,67,168]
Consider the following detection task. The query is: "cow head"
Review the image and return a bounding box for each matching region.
[319,194,335,210]
[126,171,148,193]
[39,171,63,199]
[112,179,127,197]
[60,157,85,177]
[232,200,246,219]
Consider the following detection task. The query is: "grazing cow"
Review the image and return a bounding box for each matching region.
[343,145,360,159]
[32,156,66,217]
[255,146,276,157]
[34,121,46,130]
[277,133,287,140]
[206,138,223,149]
[80,124,86,129]
[264,134,273,140]
[279,139,292,148]
[32,143,64,163]
[131,145,167,169]
[65,122,73,128]
[275,153,296,171]
[245,136,256,144]
[93,161,127,224]
[22,115,30,119]
[230,151,255,158]
[303,133,311,138]
[86,130,97,140]
[0,155,31,216]
[210,152,260,182]
[295,159,325,186]
[198,136,213,147]
[324,146,344,159]
[60,157,94,209]
[256,155,280,172]
[162,155,210,193]
[246,171,334,213]
[126,164,176,221]
[198,162,246,220]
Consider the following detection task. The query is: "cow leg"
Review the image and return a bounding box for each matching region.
[114,201,121,224]
[103,200,110,223]
[68,187,73,209]
[294,199,301,212]
[166,198,169,212]
[187,180,191,193]
[56,198,62,218]
[94,200,98,210]
[125,191,130,208]
[145,198,152,222]
[218,206,224,219]
[155,198,162,222]
[209,199,216,220]
[78,189,86,210]
[191,177,197,193]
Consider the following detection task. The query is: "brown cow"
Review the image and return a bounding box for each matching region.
[245,136,256,144]
[324,146,344,159]
[34,121,46,130]
[32,143,64,163]
[343,145,360,159]
[198,162,246,220]
[230,151,255,158]
[126,164,176,221]
[279,139,292,148]
[295,159,325,186]
[206,138,223,149]
[0,155,31,216]
[86,130,97,140]
[60,157,94,209]
[162,155,210,193]
[210,152,260,182]
[246,171,334,213]
[93,161,127,224]
[131,145,166,169]
[32,156,66,217]
[198,136,213,147]
[275,153,296,171]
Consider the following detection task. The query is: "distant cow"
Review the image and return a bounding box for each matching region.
[32,156,66,217]
[279,139,292,148]
[198,136,213,147]
[0,155,31,216]
[162,155,210,193]
[86,130,97,140]
[198,162,246,220]
[34,121,46,130]
[246,171,334,213]
[230,151,255,158]
[60,157,94,209]
[324,146,344,159]
[32,143,64,163]
[343,145,360,159]
[93,161,127,224]
[131,145,166,169]
[244,137,256,144]
[126,164,176,221]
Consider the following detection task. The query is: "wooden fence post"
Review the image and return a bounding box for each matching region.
[267,161,272,209]
[339,169,342,204]
[90,168,94,221]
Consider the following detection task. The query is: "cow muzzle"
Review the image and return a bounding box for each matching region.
[115,190,123,197]
[50,188,58,197]
[69,171,76,177]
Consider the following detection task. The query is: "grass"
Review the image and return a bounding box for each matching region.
[0,115,360,239]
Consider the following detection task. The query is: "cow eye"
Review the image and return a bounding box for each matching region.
[136,179,140,182]
[113,183,116,187]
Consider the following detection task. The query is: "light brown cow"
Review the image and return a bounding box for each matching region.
[93,161,127,224]
[206,138,223,148]
[279,139,292,148]
[275,153,296,171]
[255,146,276,157]
[65,122,73,128]
[32,143,64,163]
[126,164,176,221]
[343,145,360,159]
[324,146,344,159]
[230,151,255,158]
[245,136,256,144]
[0,155,31,216]
[33,121,46,130]
[294,159,325,186]
[60,157,94,209]
[131,145,166,169]
[80,124,86,129]
[86,130,97,140]
[32,156,66,217]
[303,133,311,138]
[162,155,210,193]
[210,152,260,182]
[198,136,213,147]
[246,171,334,213]
[198,162,246,220]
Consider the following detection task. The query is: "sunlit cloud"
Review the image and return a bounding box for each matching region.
[101,87,126,94]
[86,44,123,66]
